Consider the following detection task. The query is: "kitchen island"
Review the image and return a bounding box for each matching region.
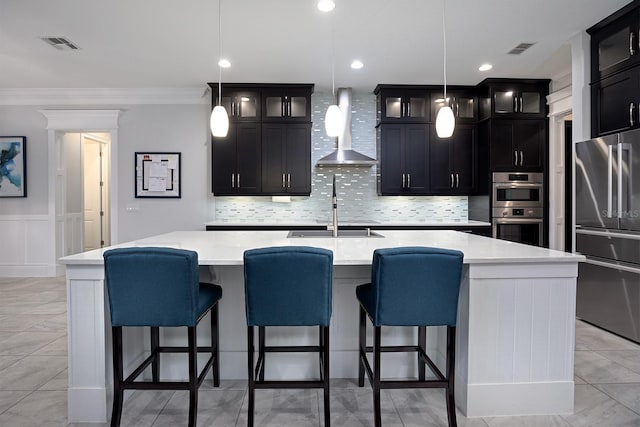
[61,230,583,423]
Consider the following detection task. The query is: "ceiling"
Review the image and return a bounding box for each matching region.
[0,0,632,92]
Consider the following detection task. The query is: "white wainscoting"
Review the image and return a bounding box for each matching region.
[0,215,54,277]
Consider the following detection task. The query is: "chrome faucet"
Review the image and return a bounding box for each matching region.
[331,175,338,237]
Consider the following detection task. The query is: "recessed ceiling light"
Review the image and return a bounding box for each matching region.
[350,60,364,69]
[479,63,493,72]
[218,59,231,68]
[317,0,335,12]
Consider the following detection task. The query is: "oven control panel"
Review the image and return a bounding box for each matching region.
[493,207,543,218]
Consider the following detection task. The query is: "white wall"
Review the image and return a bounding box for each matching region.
[0,101,215,276]
[116,104,213,240]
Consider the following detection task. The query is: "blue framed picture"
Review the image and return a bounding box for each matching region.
[0,136,26,197]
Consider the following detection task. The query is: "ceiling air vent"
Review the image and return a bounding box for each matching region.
[41,37,80,51]
[508,42,535,55]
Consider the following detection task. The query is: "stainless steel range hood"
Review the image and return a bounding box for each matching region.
[317,88,377,167]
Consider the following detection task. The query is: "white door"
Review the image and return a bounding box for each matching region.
[83,134,110,250]
[83,139,102,250]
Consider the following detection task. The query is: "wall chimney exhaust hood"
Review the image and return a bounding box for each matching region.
[317,88,377,167]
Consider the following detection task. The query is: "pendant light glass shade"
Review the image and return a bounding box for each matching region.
[210,105,229,137]
[435,105,455,138]
[436,0,455,139]
[325,104,342,137]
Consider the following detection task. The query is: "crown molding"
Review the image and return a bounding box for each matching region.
[0,87,210,106]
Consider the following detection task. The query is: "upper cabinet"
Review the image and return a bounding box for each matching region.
[588,2,640,82]
[374,85,431,123]
[477,79,549,120]
[589,2,640,137]
[431,89,477,123]
[208,83,314,196]
[592,67,640,136]
[210,85,261,122]
[262,85,313,122]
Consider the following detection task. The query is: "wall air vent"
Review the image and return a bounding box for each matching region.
[41,37,80,51]
[508,42,535,55]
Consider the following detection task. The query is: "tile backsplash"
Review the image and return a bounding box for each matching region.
[213,91,468,223]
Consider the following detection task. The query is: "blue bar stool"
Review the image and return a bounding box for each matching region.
[356,247,464,427]
[243,246,333,427]
[103,247,222,427]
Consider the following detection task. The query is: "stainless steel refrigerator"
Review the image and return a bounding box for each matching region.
[575,128,640,342]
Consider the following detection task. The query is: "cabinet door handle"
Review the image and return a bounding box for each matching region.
[631,31,636,56]
[514,150,518,166]
[407,173,411,188]
[450,173,454,188]
[402,173,406,189]
[520,151,524,166]
[237,173,240,188]
[407,102,411,117]
[231,174,235,188]
[631,103,636,127]
[287,173,291,188]
[282,173,286,188]
[456,173,459,188]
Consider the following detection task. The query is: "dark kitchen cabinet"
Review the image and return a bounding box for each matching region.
[588,2,640,82]
[431,90,477,123]
[591,67,640,136]
[374,85,430,123]
[489,119,546,172]
[477,79,549,120]
[261,124,311,195]
[208,83,313,196]
[430,124,476,194]
[211,85,261,122]
[377,124,430,195]
[262,86,313,122]
[212,123,262,195]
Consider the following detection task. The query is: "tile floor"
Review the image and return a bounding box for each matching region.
[2,277,640,426]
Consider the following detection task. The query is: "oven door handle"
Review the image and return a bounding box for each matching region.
[493,183,542,188]
[493,218,543,224]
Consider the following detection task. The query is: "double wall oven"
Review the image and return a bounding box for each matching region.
[492,172,544,246]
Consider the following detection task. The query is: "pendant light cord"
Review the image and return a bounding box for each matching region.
[330,17,335,97]
[442,0,447,102]
[217,0,223,106]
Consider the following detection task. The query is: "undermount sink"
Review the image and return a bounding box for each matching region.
[287,229,384,238]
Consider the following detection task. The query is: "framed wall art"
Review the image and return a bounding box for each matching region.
[0,136,27,197]
[135,152,181,198]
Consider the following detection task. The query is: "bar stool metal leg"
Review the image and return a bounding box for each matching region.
[446,326,457,427]
[150,327,160,382]
[418,326,426,381]
[258,326,266,382]
[247,325,255,427]
[358,306,366,387]
[187,326,198,427]
[111,327,124,427]
[373,326,382,427]
[322,325,331,427]
[211,305,220,387]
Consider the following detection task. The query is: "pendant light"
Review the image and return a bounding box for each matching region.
[324,5,343,137]
[210,0,229,137]
[435,0,455,138]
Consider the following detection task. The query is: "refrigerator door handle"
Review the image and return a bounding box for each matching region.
[608,144,613,218]
[618,141,623,219]
[583,258,640,275]
[576,228,640,241]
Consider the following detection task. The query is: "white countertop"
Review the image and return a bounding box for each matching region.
[60,230,583,266]
[204,220,491,227]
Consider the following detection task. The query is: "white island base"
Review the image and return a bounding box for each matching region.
[62,230,582,423]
